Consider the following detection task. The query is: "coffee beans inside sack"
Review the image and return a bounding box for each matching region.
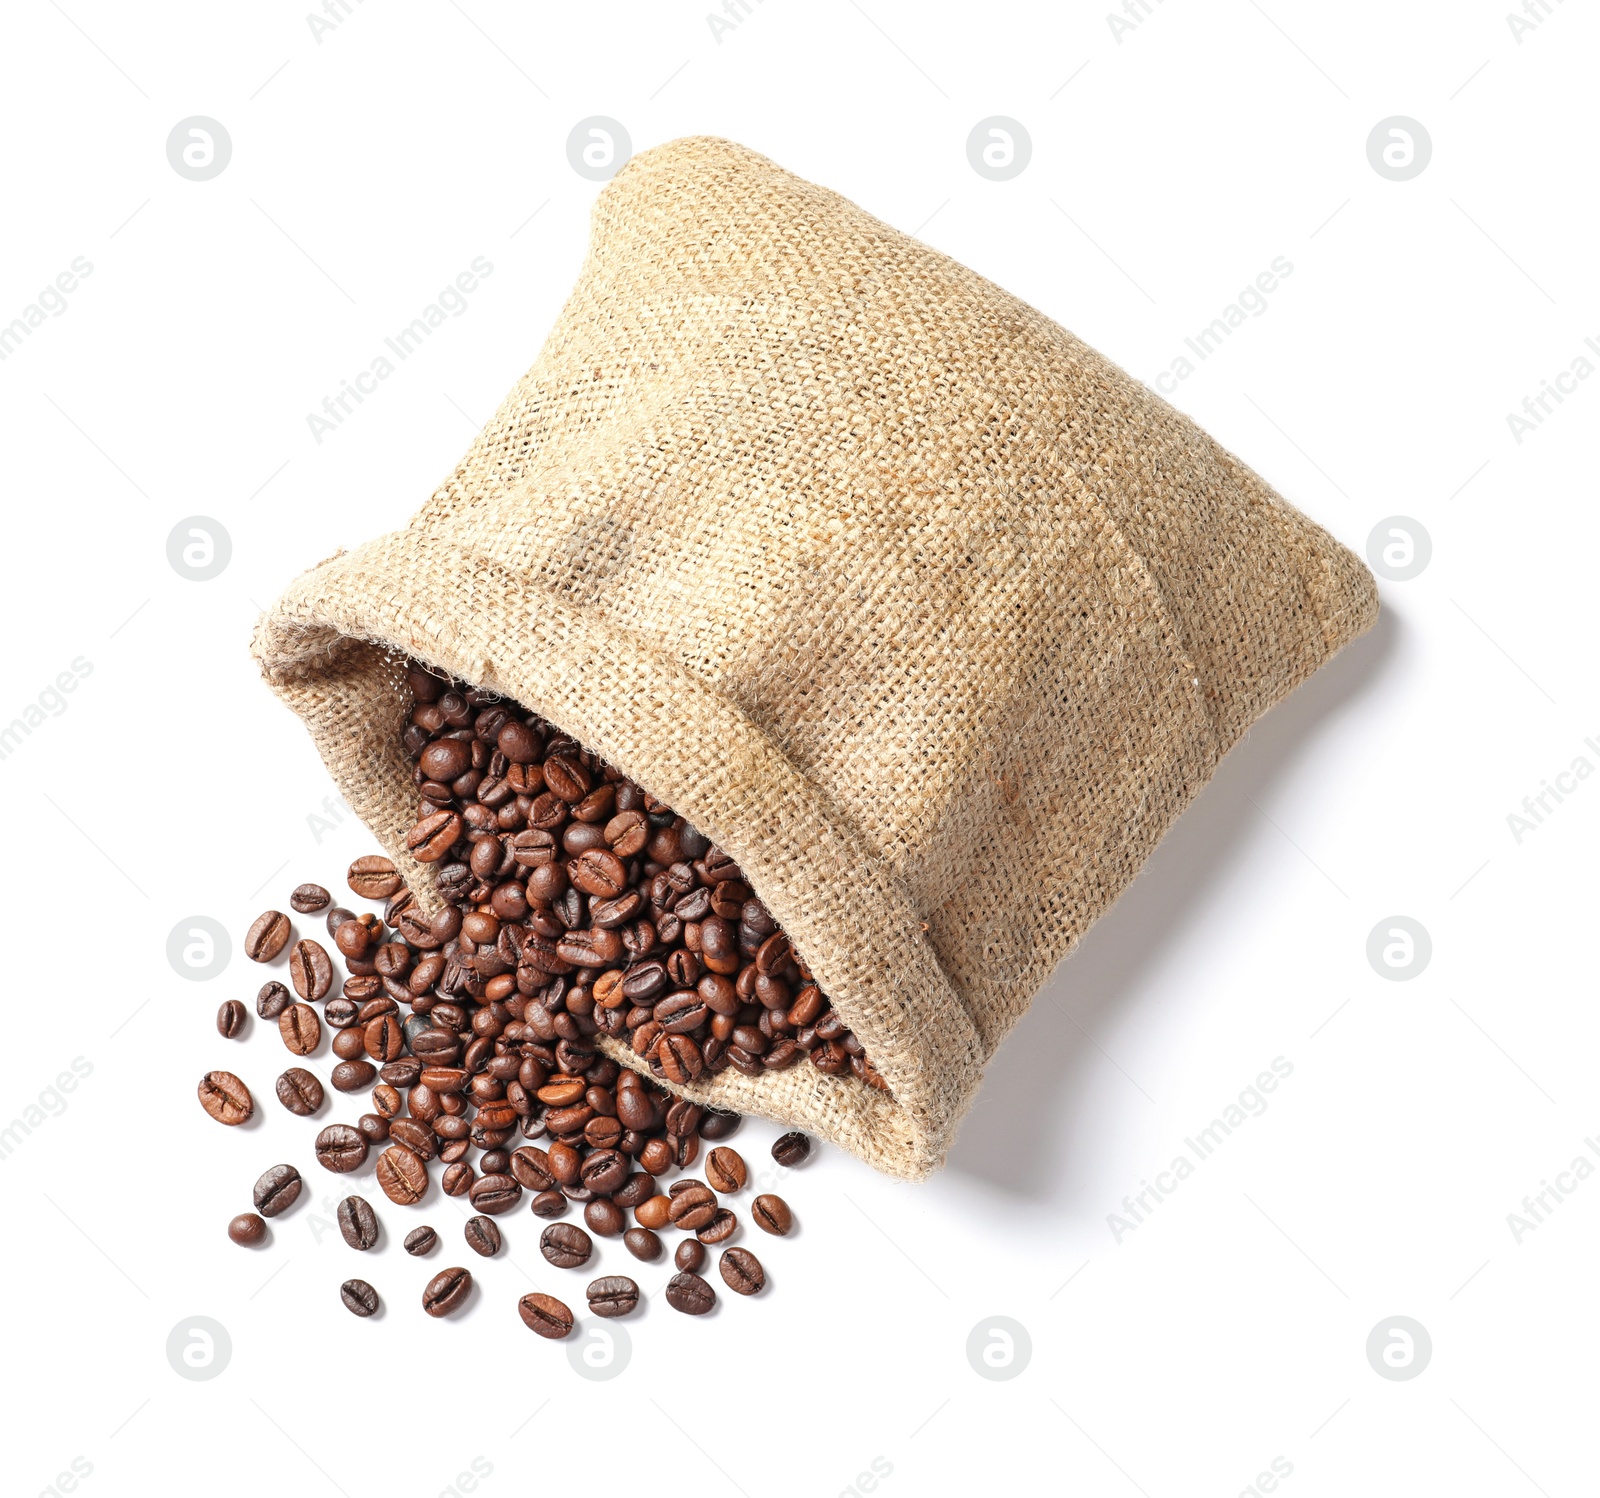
[251,135,1377,1185]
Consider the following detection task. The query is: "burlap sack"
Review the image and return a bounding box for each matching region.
[252,136,1377,1181]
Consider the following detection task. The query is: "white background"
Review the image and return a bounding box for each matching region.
[2,2,1595,1494]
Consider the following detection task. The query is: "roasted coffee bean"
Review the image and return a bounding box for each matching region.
[372,1082,401,1118]
[316,1125,370,1174]
[530,1190,568,1218]
[324,997,360,1029]
[338,1195,379,1250]
[584,1198,625,1237]
[331,1059,376,1092]
[510,1146,556,1192]
[335,918,372,961]
[665,1270,715,1315]
[228,1212,266,1246]
[278,1003,321,1056]
[256,981,291,1019]
[407,810,462,863]
[579,1148,629,1196]
[613,1172,656,1210]
[326,905,356,936]
[387,1118,437,1161]
[624,1226,663,1261]
[332,1027,367,1062]
[379,1058,423,1089]
[245,910,291,962]
[375,1143,427,1203]
[696,1208,738,1245]
[635,1194,672,1230]
[348,855,402,899]
[539,1222,592,1269]
[340,1278,380,1317]
[571,848,627,898]
[422,1266,472,1317]
[358,1113,391,1145]
[404,1225,438,1255]
[771,1131,811,1167]
[253,1163,303,1218]
[638,1139,675,1177]
[704,1147,747,1194]
[275,1067,324,1116]
[719,1246,765,1295]
[586,1275,640,1318]
[751,1193,793,1235]
[289,939,333,1001]
[216,1000,246,1038]
[517,1291,574,1339]
[468,1174,522,1215]
[442,1162,474,1197]
[674,1238,706,1273]
[464,1215,501,1257]
[364,1013,404,1063]
[291,883,332,913]
[198,1070,253,1126]
[667,1183,718,1232]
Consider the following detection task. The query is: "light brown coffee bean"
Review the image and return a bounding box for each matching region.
[347,855,402,899]
[197,1070,253,1125]
[244,910,291,962]
[279,1002,321,1056]
[704,1147,747,1194]
[289,939,333,1001]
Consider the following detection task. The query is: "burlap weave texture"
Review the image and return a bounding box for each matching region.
[252,137,1377,1180]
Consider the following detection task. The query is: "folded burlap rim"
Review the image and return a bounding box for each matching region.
[253,529,981,1181]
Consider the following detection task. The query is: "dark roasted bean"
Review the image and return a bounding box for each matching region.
[256,981,291,1019]
[228,1212,266,1246]
[340,1278,380,1317]
[540,1222,592,1269]
[624,1226,663,1262]
[422,1266,472,1317]
[464,1215,501,1257]
[216,1000,246,1038]
[291,883,332,913]
[331,1059,376,1092]
[771,1131,811,1167]
[584,1197,625,1237]
[253,1163,302,1218]
[667,1182,718,1232]
[338,1195,379,1250]
[586,1275,640,1317]
[674,1238,706,1273]
[665,1270,715,1315]
[404,1225,438,1256]
[468,1174,522,1215]
[316,1125,370,1174]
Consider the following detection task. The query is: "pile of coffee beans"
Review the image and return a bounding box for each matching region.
[203,856,812,1336]
[397,660,885,1092]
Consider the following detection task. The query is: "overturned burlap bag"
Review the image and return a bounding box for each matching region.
[252,136,1377,1181]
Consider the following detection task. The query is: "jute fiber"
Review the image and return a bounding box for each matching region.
[252,136,1378,1181]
